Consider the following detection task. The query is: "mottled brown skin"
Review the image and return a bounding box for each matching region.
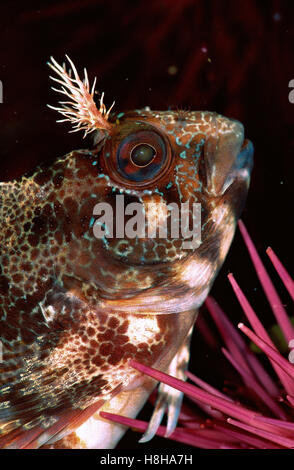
[0,109,253,448]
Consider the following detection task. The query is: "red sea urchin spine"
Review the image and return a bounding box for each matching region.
[238,220,294,345]
[100,222,294,449]
[266,247,294,302]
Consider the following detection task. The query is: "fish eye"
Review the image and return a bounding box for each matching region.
[101,123,173,187]
[130,143,156,167]
[115,129,168,183]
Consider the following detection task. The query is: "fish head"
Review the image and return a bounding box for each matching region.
[44,57,254,313]
[50,108,253,313]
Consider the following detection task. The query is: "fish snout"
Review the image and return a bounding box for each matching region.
[204,115,254,196]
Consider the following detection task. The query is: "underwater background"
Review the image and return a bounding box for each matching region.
[0,0,293,449]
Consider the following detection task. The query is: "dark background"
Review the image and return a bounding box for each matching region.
[0,0,293,449]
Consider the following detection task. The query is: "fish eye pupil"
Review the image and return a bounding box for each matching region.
[130,144,156,167]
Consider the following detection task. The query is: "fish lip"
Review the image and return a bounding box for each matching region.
[220,138,254,195]
[236,139,254,174]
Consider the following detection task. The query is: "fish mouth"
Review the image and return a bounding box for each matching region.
[222,138,254,194]
[203,115,254,197]
[238,139,254,170]
[235,138,254,178]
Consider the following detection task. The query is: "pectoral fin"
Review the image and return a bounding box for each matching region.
[139,324,194,442]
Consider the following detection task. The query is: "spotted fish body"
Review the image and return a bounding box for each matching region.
[0,58,253,448]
